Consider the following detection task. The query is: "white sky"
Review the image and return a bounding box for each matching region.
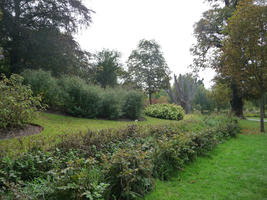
[76,0,216,88]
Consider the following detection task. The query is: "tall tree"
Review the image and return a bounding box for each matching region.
[127,39,171,104]
[220,0,267,132]
[191,0,245,118]
[91,49,123,88]
[211,81,231,111]
[0,0,93,75]
[167,74,198,113]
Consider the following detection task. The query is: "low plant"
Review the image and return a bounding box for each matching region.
[0,116,240,199]
[145,104,185,120]
[0,74,43,128]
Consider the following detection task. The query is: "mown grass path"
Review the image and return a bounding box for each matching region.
[145,120,267,200]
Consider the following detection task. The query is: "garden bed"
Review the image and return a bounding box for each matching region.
[0,124,43,140]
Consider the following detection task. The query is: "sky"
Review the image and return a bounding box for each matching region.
[76,0,216,88]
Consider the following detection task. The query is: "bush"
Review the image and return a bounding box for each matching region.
[58,76,101,118]
[0,74,43,128]
[122,90,144,120]
[0,115,240,199]
[98,89,121,119]
[145,104,185,120]
[21,69,63,109]
[21,70,144,120]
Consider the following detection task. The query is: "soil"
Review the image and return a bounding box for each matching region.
[0,124,44,140]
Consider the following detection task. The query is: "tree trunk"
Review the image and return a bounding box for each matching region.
[260,93,265,133]
[149,92,152,105]
[230,82,245,118]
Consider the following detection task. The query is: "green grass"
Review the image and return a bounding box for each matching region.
[0,112,190,156]
[144,119,267,200]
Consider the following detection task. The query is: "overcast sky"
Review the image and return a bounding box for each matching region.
[76,0,216,88]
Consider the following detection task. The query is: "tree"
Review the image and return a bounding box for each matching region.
[191,0,245,118]
[167,74,198,113]
[0,0,93,75]
[91,49,123,88]
[211,82,231,111]
[220,0,267,132]
[127,39,171,104]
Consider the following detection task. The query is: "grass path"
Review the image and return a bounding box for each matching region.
[145,120,267,200]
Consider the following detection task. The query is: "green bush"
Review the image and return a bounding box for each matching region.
[21,69,144,120]
[145,104,185,120]
[21,69,63,109]
[58,76,101,118]
[98,89,121,119]
[0,74,43,128]
[122,90,144,120]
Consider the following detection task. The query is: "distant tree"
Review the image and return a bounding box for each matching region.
[191,0,246,118]
[0,0,93,75]
[220,0,267,132]
[193,85,215,113]
[167,74,198,114]
[127,39,171,104]
[91,49,123,88]
[211,82,231,111]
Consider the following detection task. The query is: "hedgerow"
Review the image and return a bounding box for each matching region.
[145,103,185,120]
[0,115,240,199]
[21,70,144,120]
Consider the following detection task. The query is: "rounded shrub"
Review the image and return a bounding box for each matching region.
[144,104,185,120]
[122,90,144,120]
[0,74,43,128]
[21,69,63,109]
[98,89,121,119]
[58,76,101,118]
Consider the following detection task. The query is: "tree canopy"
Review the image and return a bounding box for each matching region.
[0,0,93,75]
[127,39,171,104]
[220,0,267,131]
[90,49,123,88]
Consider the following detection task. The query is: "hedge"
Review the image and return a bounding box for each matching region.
[21,70,144,120]
[0,115,240,199]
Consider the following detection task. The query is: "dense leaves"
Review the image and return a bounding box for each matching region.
[0,0,93,75]
[0,115,240,199]
[0,74,43,128]
[144,104,185,120]
[127,39,171,105]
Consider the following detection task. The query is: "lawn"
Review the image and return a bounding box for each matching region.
[0,112,189,156]
[144,119,267,200]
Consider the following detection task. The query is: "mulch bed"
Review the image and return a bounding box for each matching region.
[0,124,44,140]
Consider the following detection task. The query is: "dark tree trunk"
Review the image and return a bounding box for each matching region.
[230,82,245,119]
[260,93,265,133]
[149,92,152,105]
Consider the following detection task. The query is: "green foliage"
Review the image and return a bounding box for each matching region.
[59,76,101,118]
[145,104,185,120]
[21,69,63,109]
[22,70,144,120]
[122,90,144,120]
[0,0,93,75]
[0,115,240,199]
[193,85,215,113]
[0,74,43,128]
[91,49,123,88]
[127,39,171,104]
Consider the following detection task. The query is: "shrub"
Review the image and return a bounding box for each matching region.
[98,89,121,119]
[145,104,185,120]
[122,90,144,120]
[21,69,63,109]
[0,74,43,128]
[58,76,101,118]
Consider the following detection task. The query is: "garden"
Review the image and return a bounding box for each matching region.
[0,0,266,199]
